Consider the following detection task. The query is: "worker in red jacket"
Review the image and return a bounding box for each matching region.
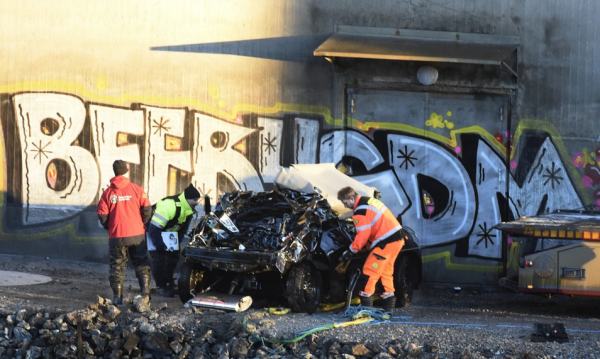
[97,160,153,304]
[337,186,408,313]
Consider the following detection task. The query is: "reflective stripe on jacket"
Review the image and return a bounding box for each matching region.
[350,195,402,253]
[150,192,195,232]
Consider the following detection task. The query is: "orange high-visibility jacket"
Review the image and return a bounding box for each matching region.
[349,195,402,253]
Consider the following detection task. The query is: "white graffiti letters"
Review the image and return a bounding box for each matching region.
[13,93,100,224]
[90,105,145,194]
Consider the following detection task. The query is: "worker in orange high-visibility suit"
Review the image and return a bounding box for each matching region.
[337,186,408,314]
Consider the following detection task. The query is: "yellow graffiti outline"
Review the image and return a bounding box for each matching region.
[0,81,339,126]
[0,82,592,260]
[422,251,502,272]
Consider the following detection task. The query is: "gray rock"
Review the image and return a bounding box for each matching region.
[17,320,31,330]
[16,309,27,322]
[176,344,192,359]
[42,321,57,330]
[170,341,183,354]
[0,308,16,316]
[133,295,151,313]
[142,332,171,357]
[13,327,33,342]
[25,346,43,359]
[54,344,72,359]
[122,333,140,355]
[351,344,372,357]
[372,353,394,359]
[211,343,228,357]
[82,341,94,355]
[328,341,341,355]
[258,319,276,328]
[229,337,249,358]
[139,322,156,334]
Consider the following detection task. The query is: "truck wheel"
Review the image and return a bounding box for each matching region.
[286,263,322,313]
[178,260,206,304]
[394,255,414,307]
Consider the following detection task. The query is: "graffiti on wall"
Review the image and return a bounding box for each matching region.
[0,92,588,264]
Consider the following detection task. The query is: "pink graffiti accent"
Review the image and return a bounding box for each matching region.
[572,152,585,167]
[584,165,600,185]
[582,176,593,188]
[510,160,517,170]
[507,237,513,247]
[454,146,461,155]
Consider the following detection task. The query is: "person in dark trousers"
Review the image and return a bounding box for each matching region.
[97,160,153,304]
[147,184,200,297]
[337,186,409,314]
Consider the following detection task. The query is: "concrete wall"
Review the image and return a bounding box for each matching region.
[0,0,598,285]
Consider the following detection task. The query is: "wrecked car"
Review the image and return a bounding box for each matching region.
[178,164,422,313]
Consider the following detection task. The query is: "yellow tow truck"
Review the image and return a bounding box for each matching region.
[494,209,600,297]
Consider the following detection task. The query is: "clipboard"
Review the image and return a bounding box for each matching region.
[147,232,179,251]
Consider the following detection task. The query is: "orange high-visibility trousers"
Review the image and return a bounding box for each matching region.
[358,240,404,296]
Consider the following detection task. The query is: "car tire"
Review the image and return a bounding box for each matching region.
[394,255,414,307]
[178,260,207,304]
[285,262,322,313]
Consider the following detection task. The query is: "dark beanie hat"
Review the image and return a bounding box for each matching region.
[113,160,129,176]
[184,184,201,199]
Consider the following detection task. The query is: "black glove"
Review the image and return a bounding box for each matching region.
[148,223,167,253]
[340,249,354,262]
[154,237,167,253]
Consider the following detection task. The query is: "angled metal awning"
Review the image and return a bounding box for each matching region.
[314,26,520,66]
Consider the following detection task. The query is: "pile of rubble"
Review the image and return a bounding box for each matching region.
[0,296,245,359]
[0,296,438,359]
[5,293,591,359]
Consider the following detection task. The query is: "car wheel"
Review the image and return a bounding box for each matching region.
[285,262,322,313]
[178,260,207,304]
[394,255,414,307]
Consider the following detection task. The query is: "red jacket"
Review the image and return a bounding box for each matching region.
[350,195,402,253]
[97,176,152,244]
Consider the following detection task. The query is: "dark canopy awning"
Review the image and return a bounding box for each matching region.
[314,26,519,65]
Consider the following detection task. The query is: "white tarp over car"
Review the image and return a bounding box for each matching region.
[274,163,377,218]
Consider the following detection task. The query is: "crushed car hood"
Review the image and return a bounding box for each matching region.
[274,163,378,218]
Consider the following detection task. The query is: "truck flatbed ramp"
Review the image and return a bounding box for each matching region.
[494,210,600,241]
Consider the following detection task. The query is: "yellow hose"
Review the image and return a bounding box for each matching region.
[317,296,380,312]
[266,307,291,315]
[333,316,374,328]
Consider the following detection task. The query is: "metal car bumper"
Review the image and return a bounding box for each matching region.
[183,246,278,272]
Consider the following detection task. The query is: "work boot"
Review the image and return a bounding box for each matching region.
[156,286,174,298]
[138,274,151,299]
[111,283,123,305]
[360,295,373,308]
[381,296,397,315]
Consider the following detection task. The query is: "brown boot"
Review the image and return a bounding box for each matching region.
[111,283,123,305]
[138,274,151,299]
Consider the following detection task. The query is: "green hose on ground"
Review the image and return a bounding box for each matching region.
[243,314,375,344]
